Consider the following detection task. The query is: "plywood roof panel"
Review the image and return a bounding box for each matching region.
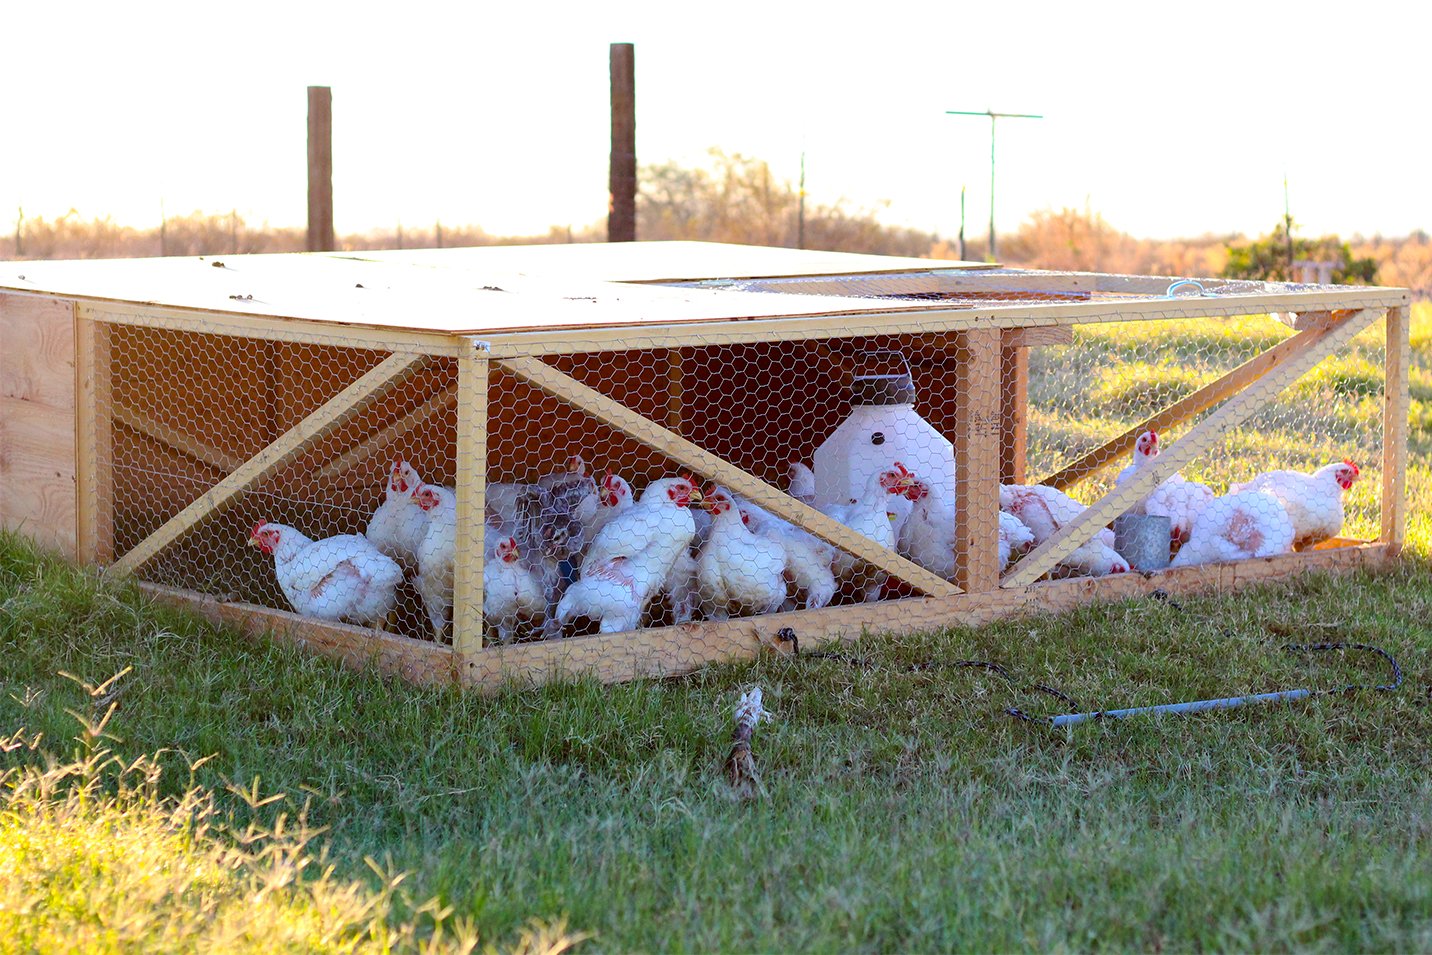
[0,240,1408,339]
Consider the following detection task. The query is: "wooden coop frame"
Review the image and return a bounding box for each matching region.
[0,241,1412,690]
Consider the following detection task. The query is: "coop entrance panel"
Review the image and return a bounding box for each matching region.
[0,243,1409,690]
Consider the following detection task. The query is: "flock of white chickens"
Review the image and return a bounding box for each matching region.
[244,434,1361,643]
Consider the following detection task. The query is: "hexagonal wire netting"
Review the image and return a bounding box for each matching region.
[92,302,1386,664]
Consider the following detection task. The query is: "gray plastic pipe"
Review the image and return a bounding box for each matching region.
[1047,688,1313,727]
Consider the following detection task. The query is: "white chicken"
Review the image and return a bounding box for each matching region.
[248,521,402,628]
[697,489,788,619]
[1231,459,1360,549]
[1114,429,1161,494]
[556,476,702,633]
[999,511,1037,572]
[823,466,917,602]
[743,503,837,612]
[662,549,701,624]
[1112,430,1214,546]
[588,471,634,540]
[1169,490,1296,567]
[788,460,816,505]
[897,475,1036,577]
[366,459,430,569]
[999,484,1130,577]
[410,483,458,638]
[482,535,546,644]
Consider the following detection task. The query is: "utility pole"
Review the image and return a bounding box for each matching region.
[946,108,1042,261]
[797,150,806,250]
[1283,174,1295,277]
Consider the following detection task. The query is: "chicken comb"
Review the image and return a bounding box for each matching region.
[892,461,915,477]
[250,520,269,537]
[1344,457,1360,475]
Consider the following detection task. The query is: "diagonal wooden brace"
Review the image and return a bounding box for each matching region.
[110,352,430,575]
[1040,310,1349,491]
[496,355,960,598]
[1001,308,1380,588]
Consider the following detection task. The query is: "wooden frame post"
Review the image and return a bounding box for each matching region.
[666,348,683,433]
[954,328,1003,591]
[1381,306,1410,550]
[453,344,489,657]
[75,312,114,565]
[998,342,1028,483]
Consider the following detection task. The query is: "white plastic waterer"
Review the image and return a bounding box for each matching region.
[812,351,956,507]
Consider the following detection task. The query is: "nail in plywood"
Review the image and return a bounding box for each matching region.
[1003,308,1380,588]
[495,355,961,599]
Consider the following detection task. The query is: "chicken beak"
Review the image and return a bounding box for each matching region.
[245,535,262,549]
[688,486,707,509]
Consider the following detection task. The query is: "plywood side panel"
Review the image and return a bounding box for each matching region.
[1,295,77,409]
[0,399,77,554]
[0,294,77,556]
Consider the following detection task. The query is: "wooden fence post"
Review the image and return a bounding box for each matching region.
[307,86,335,252]
[609,43,636,243]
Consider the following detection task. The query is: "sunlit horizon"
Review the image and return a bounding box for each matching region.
[5,1,1429,245]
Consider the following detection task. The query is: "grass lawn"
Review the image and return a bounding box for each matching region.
[2,306,1431,952]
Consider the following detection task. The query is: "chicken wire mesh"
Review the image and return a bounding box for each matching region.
[87,305,1390,662]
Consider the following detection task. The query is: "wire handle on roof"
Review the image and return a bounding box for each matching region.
[853,348,914,379]
[1165,279,1206,298]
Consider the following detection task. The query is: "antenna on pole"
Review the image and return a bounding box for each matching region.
[1283,173,1295,277]
[798,149,806,250]
[958,185,966,261]
[946,108,1042,262]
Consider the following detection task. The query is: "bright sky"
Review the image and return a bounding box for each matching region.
[4,1,1428,243]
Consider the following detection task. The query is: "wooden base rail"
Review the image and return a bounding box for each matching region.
[138,542,1392,692]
